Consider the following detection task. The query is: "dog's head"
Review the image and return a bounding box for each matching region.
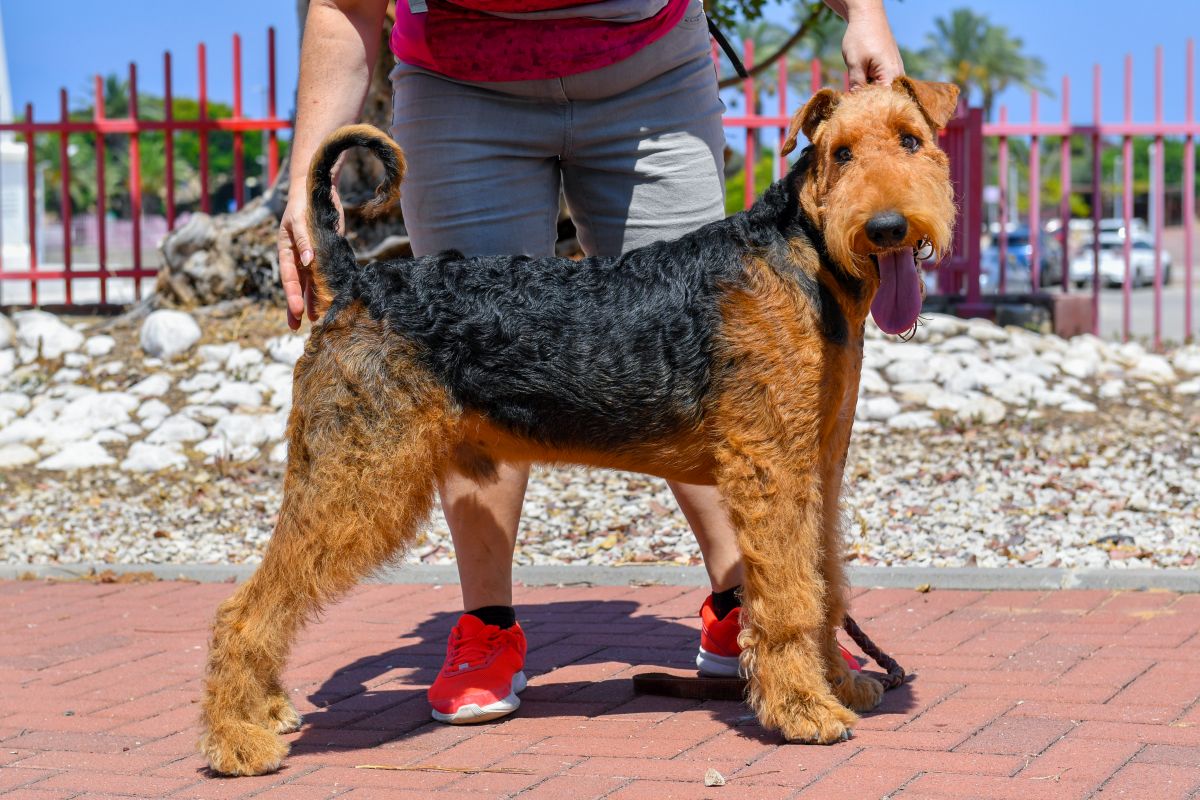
[782,78,959,335]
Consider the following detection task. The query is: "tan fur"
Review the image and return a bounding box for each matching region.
[200,81,958,774]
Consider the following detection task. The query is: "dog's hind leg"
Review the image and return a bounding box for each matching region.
[819,348,884,712]
[200,319,455,776]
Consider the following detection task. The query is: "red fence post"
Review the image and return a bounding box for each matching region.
[1186,39,1195,342]
[129,62,143,301]
[1058,75,1070,294]
[58,88,73,306]
[232,33,245,210]
[1029,92,1041,291]
[998,106,1009,293]
[198,42,210,214]
[1091,64,1102,335]
[24,102,37,306]
[1152,46,1164,351]
[164,51,176,230]
[1122,54,1133,342]
[267,27,279,186]
[94,75,108,306]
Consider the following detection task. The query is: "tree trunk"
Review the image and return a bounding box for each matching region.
[155,2,409,308]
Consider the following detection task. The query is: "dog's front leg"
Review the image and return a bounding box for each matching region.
[717,444,857,744]
[819,344,884,712]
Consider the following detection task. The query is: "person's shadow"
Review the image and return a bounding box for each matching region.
[285,598,916,759]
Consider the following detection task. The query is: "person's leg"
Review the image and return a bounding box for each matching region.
[389,63,563,720]
[560,8,744,598]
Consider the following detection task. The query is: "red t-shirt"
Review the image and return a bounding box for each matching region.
[390,0,690,82]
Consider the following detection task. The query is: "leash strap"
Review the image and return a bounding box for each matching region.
[707,18,749,79]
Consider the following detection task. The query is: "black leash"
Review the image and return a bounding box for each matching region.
[707,18,749,79]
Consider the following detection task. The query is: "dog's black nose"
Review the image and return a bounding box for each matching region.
[865,211,908,248]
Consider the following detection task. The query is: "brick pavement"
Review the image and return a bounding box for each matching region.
[1,580,1199,799]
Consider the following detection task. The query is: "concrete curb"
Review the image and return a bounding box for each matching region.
[2,562,1198,592]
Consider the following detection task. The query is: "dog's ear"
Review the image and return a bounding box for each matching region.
[892,77,960,130]
[782,88,840,156]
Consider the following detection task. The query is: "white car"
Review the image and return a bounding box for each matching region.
[1068,234,1172,288]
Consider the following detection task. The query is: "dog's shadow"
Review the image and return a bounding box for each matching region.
[287,599,917,757]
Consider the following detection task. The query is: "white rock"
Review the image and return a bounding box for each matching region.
[893,382,941,405]
[269,441,288,463]
[922,314,967,337]
[137,399,172,420]
[142,357,164,369]
[1060,399,1098,413]
[139,310,201,359]
[121,441,188,472]
[94,360,126,376]
[1060,357,1097,379]
[267,334,307,366]
[858,368,888,395]
[0,350,14,376]
[988,373,1046,406]
[140,415,166,432]
[196,437,260,463]
[116,422,144,437]
[63,352,90,368]
[0,418,46,445]
[1172,346,1200,375]
[84,335,116,357]
[179,373,221,392]
[938,335,979,353]
[13,310,84,358]
[129,373,173,398]
[858,396,901,421]
[0,314,14,349]
[888,411,938,430]
[0,443,37,467]
[1035,389,1081,408]
[226,347,265,373]
[965,319,1008,342]
[1009,355,1058,379]
[146,414,209,444]
[0,392,31,414]
[188,391,214,404]
[1175,379,1200,396]
[925,389,971,411]
[211,413,271,447]
[89,429,128,445]
[211,382,263,408]
[42,422,96,446]
[1098,379,1125,399]
[37,441,116,470]
[57,392,138,431]
[262,411,289,442]
[0,408,13,427]
[199,343,237,365]
[954,396,1007,425]
[1129,354,1176,385]
[884,358,936,384]
[53,368,83,384]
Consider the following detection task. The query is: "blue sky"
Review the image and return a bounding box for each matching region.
[3,0,1197,124]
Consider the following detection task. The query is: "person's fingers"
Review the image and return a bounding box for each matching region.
[291,216,315,269]
[278,226,304,331]
[847,61,869,89]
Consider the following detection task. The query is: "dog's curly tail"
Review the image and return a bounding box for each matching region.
[306,123,406,311]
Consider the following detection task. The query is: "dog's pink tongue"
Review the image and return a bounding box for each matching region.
[871,249,922,335]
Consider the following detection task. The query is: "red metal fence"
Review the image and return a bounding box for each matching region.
[1,28,1197,348]
[0,28,287,307]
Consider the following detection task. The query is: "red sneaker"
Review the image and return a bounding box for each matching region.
[428,614,527,724]
[697,596,743,677]
[697,597,864,677]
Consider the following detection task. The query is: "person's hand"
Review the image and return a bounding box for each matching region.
[841,4,904,88]
[278,188,342,330]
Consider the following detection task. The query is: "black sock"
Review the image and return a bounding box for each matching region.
[466,605,517,629]
[710,585,742,620]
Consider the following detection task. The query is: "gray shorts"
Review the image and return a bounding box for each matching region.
[388,1,726,258]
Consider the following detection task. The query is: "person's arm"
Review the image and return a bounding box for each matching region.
[279,0,390,330]
[822,0,904,88]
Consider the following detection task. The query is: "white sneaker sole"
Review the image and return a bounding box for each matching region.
[431,670,528,725]
[696,647,742,678]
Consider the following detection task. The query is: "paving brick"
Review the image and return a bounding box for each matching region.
[903,696,1012,736]
[0,767,59,792]
[900,773,1094,799]
[509,774,628,799]
[1092,763,1200,799]
[1132,743,1200,766]
[955,716,1074,756]
[849,747,1022,776]
[35,770,196,796]
[1014,731,1140,787]
[608,779,796,799]
[794,764,919,798]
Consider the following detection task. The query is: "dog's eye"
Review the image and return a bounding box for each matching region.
[900,133,921,153]
[834,146,852,164]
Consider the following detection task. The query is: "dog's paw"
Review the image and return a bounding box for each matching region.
[200,722,289,777]
[832,671,884,712]
[265,693,304,735]
[777,695,858,745]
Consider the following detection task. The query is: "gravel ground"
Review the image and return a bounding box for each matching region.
[0,302,1197,570]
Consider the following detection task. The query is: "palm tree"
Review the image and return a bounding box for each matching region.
[916,8,1049,121]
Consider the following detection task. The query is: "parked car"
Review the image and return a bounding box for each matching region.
[979,227,1064,292]
[1068,233,1173,287]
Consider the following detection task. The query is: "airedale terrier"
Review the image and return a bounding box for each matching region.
[200,77,959,776]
